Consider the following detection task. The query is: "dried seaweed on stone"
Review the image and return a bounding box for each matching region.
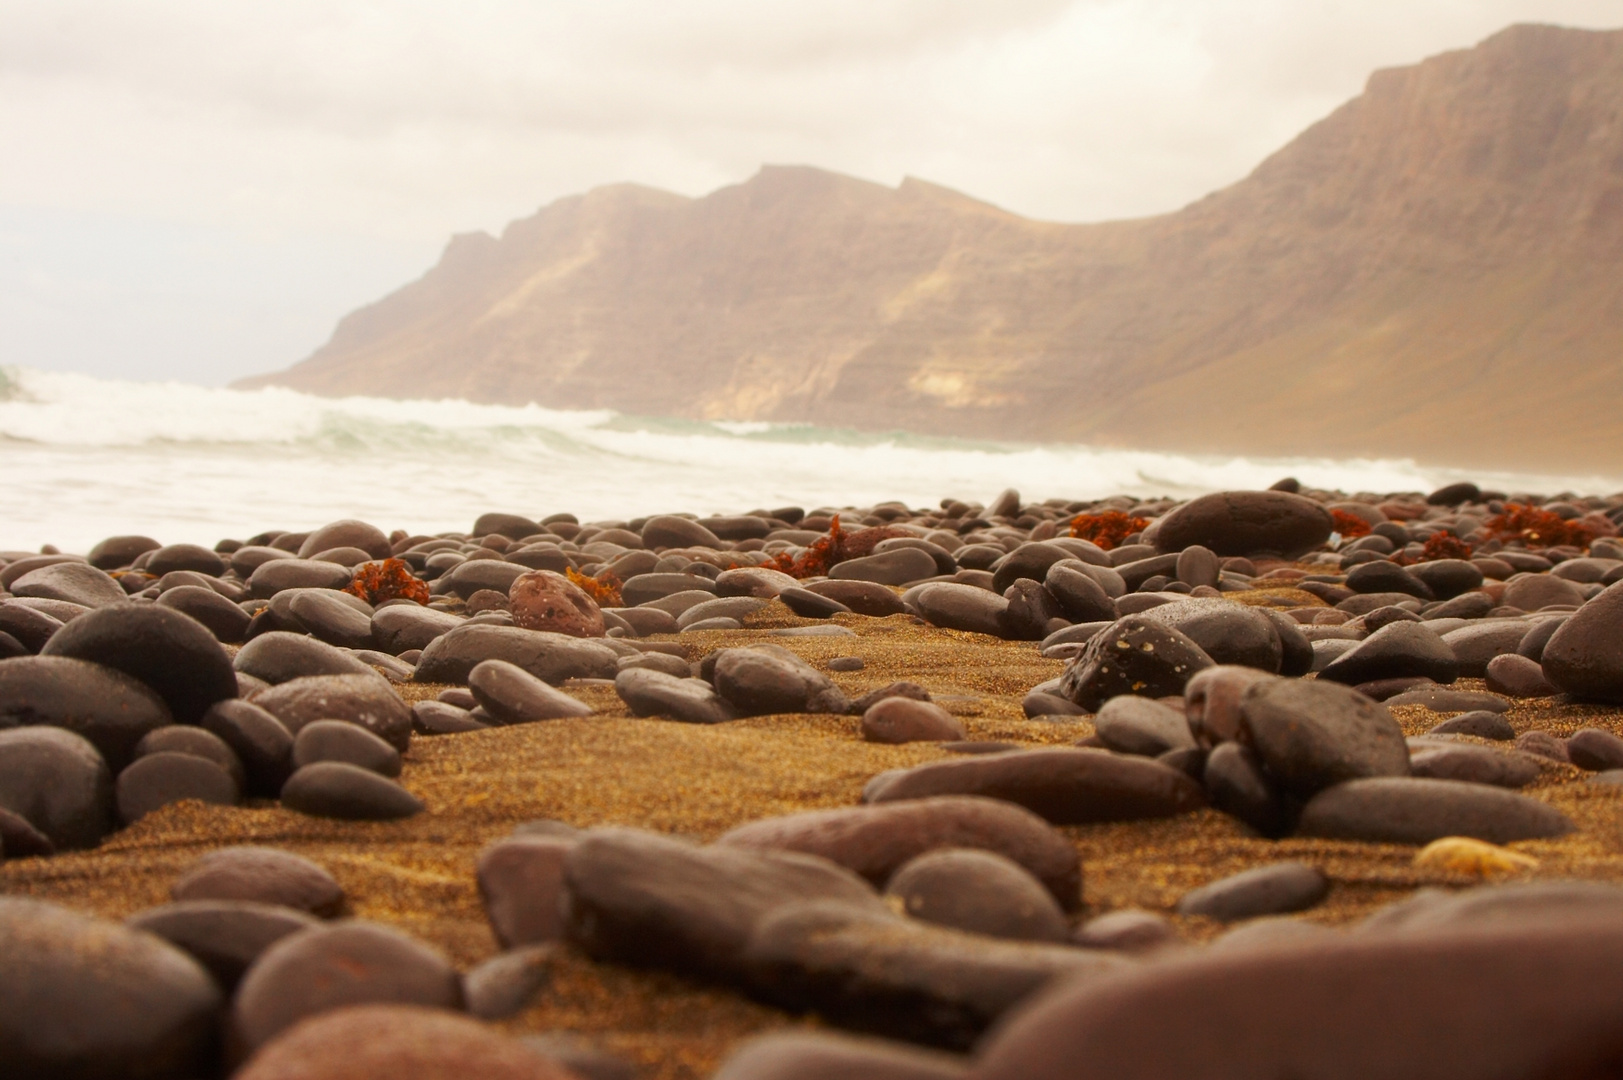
[1485,504,1598,550]
[1330,509,1372,539]
[1068,510,1148,551]
[567,567,623,607]
[345,558,430,605]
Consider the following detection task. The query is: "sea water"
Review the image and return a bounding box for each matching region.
[1,366,1617,553]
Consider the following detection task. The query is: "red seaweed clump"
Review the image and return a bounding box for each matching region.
[567,566,623,608]
[1329,510,1372,540]
[1485,504,1597,550]
[765,515,846,579]
[1068,510,1149,551]
[1413,533,1474,562]
[345,558,430,605]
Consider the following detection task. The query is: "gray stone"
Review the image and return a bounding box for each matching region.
[1093,696,1195,757]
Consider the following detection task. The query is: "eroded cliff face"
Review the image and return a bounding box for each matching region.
[241,24,1623,473]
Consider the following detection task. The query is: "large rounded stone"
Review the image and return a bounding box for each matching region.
[1317,621,1460,687]
[116,752,240,824]
[913,583,1008,637]
[0,654,174,770]
[127,900,320,991]
[371,603,462,654]
[9,562,128,608]
[0,602,64,652]
[1093,696,1195,757]
[1150,491,1333,558]
[1504,573,1588,612]
[712,646,848,716]
[235,632,375,684]
[508,570,605,637]
[87,534,161,570]
[0,897,221,1080]
[287,590,375,649]
[146,543,226,578]
[992,543,1081,595]
[248,559,352,599]
[804,579,909,617]
[1541,580,1623,703]
[862,698,965,744]
[156,585,252,643]
[234,1004,570,1080]
[1238,678,1410,799]
[297,520,392,561]
[864,748,1205,826]
[41,603,237,725]
[412,625,619,685]
[831,548,939,587]
[614,668,738,724]
[0,726,114,849]
[172,847,344,916]
[1043,564,1117,623]
[641,515,723,550]
[251,673,413,752]
[233,921,462,1050]
[473,511,543,540]
[1058,616,1215,711]
[293,721,403,777]
[1298,777,1574,844]
[1135,598,1283,672]
[469,658,593,723]
[717,795,1081,909]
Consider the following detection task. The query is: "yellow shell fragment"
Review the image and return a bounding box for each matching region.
[1414,836,1539,879]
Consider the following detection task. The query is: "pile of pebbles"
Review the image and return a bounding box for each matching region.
[5,480,1623,1078]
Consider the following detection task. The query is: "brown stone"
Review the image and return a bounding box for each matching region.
[508,570,605,638]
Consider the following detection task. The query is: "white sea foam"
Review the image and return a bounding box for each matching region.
[0,365,1616,553]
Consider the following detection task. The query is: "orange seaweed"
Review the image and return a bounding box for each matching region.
[1414,533,1473,562]
[1330,510,1372,539]
[345,558,430,605]
[1068,510,1148,551]
[765,515,847,579]
[567,566,624,607]
[1485,504,1597,550]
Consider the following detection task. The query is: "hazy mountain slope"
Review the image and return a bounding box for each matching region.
[242,24,1623,473]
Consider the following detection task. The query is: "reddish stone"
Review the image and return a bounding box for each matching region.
[508,571,605,638]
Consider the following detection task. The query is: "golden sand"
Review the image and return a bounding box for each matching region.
[5,599,1623,1079]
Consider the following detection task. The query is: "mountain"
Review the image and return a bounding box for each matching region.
[240,24,1623,474]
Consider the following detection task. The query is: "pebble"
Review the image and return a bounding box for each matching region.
[1072,908,1177,952]
[0,804,55,856]
[1503,572,1588,611]
[620,572,718,606]
[248,558,351,598]
[1345,560,1434,599]
[1317,621,1460,686]
[233,921,463,1049]
[0,897,221,1079]
[296,519,392,560]
[832,547,939,586]
[478,835,578,947]
[292,720,403,777]
[0,726,114,849]
[116,750,239,823]
[1237,677,1410,798]
[1057,615,1215,711]
[135,724,245,787]
[1135,598,1283,672]
[411,699,491,734]
[370,602,461,654]
[1183,664,1275,744]
[508,569,606,637]
[714,566,799,598]
[87,534,161,569]
[412,624,620,685]
[912,582,1009,637]
[1515,729,1571,762]
[281,761,424,820]
[126,899,320,991]
[1565,728,1623,771]
[864,747,1206,825]
[199,699,296,796]
[0,600,64,651]
[155,584,251,642]
[1092,695,1196,756]
[804,578,909,616]
[172,847,344,915]
[1175,861,1330,921]
[464,944,556,1020]
[861,697,965,744]
[235,631,377,683]
[614,668,738,724]
[1439,621,1532,677]
[469,658,594,722]
[711,645,849,715]
[827,655,866,671]
[1203,741,1289,836]
[641,515,723,549]
[712,1031,967,1080]
[717,796,1081,909]
[1483,652,1558,698]
[287,589,376,649]
[1297,777,1574,844]
[562,826,885,981]
[1425,710,1515,740]
[1149,490,1332,557]
[252,672,414,752]
[604,605,679,635]
[677,596,770,628]
[1384,686,1509,712]
[1541,580,1623,702]
[884,848,1069,942]
[41,602,238,725]
[1515,615,1568,661]
[1042,563,1118,623]
[8,561,129,608]
[1407,741,1541,788]
[1412,836,1539,879]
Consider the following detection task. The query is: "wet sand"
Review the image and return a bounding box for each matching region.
[6,596,1623,1080]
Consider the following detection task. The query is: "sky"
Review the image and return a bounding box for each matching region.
[3,0,1622,386]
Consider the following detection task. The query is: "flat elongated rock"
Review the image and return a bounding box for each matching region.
[1407,741,1541,787]
[0,726,114,849]
[470,658,594,722]
[804,579,909,617]
[972,921,1623,1080]
[281,762,424,820]
[1058,617,1214,711]
[833,548,939,586]
[1439,621,1531,677]
[1237,678,1410,799]
[41,602,237,725]
[743,902,1127,1049]
[172,846,344,915]
[9,561,128,608]
[562,826,884,981]
[156,584,252,643]
[718,796,1082,909]
[247,558,351,599]
[0,897,221,1080]
[235,631,376,684]
[413,624,619,685]
[127,900,320,991]
[614,667,738,724]
[913,583,1009,637]
[1150,491,1332,558]
[0,654,174,770]
[1297,777,1574,844]
[863,748,1205,825]
[712,646,848,715]
[252,673,413,751]
[293,720,403,777]
[463,945,556,1020]
[862,697,965,744]
[1175,862,1329,922]
[371,603,462,654]
[233,921,462,1049]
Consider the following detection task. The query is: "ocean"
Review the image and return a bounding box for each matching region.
[2,365,1617,554]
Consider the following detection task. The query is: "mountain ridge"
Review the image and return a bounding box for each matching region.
[240,23,1623,474]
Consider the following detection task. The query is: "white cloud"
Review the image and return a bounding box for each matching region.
[1,0,1620,381]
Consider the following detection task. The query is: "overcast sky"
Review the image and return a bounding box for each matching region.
[4,0,1621,386]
